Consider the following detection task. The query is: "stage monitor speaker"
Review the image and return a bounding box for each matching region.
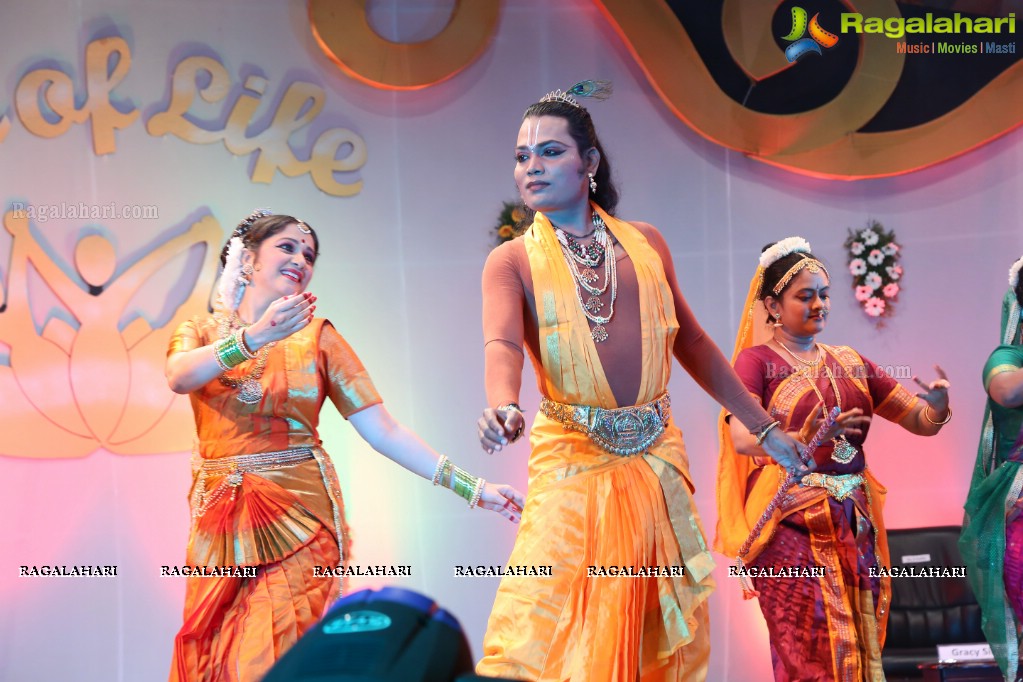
[263,586,499,682]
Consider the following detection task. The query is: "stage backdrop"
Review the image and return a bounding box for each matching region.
[0,1,1020,680]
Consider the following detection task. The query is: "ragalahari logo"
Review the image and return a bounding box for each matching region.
[781,7,840,62]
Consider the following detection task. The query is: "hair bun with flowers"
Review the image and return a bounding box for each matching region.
[1009,254,1023,288]
[216,208,273,313]
[760,237,812,269]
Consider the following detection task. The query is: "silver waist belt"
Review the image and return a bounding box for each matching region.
[191,448,316,519]
[199,447,315,478]
[539,393,671,456]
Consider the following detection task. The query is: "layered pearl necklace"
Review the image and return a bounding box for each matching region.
[554,212,617,343]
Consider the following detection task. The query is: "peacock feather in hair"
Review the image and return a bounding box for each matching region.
[538,80,613,108]
[567,79,613,101]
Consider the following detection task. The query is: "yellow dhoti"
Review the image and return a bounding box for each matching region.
[477,208,714,681]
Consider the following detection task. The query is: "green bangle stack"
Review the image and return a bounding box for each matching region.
[452,466,478,505]
[213,334,248,371]
[431,456,485,508]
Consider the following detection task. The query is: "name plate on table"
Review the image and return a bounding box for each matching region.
[937,643,994,662]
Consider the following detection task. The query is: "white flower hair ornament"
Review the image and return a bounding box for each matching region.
[216,208,274,312]
[760,237,812,269]
[1009,254,1023,287]
[217,237,247,312]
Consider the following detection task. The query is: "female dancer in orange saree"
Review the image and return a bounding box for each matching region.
[716,237,952,681]
[474,83,807,681]
[165,211,523,682]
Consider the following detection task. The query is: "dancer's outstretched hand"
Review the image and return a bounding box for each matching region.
[246,292,316,348]
[477,483,524,523]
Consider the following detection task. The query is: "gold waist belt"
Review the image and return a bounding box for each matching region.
[192,448,315,518]
[798,471,865,501]
[539,392,671,456]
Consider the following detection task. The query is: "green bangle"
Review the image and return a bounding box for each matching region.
[214,336,247,370]
[451,465,478,503]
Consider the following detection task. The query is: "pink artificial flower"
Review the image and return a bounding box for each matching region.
[864,297,886,317]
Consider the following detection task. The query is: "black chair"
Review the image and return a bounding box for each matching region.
[882,526,987,681]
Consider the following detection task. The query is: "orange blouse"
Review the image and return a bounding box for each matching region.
[168,316,381,459]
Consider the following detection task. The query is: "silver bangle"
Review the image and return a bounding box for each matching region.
[754,420,781,447]
[469,477,486,508]
[431,455,449,486]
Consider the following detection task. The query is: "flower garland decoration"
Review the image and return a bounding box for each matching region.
[844,220,902,322]
[492,201,529,247]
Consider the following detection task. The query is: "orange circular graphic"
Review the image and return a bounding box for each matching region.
[309,0,500,90]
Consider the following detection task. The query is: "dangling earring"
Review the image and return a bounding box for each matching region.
[588,173,597,194]
[241,263,254,285]
[772,313,783,328]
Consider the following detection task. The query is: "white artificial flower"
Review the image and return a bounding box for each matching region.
[850,241,865,255]
[864,272,883,290]
[760,236,812,269]
[882,242,899,256]
[1010,255,1023,287]
[867,249,884,266]
[217,237,246,312]
[886,265,902,281]
[860,229,879,246]
[849,259,867,276]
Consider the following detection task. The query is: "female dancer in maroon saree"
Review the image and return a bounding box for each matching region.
[716,238,952,681]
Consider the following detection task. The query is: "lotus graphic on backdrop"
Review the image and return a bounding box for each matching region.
[0,209,222,458]
[782,7,839,62]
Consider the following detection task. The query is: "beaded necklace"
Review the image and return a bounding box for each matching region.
[554,213,618,342]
